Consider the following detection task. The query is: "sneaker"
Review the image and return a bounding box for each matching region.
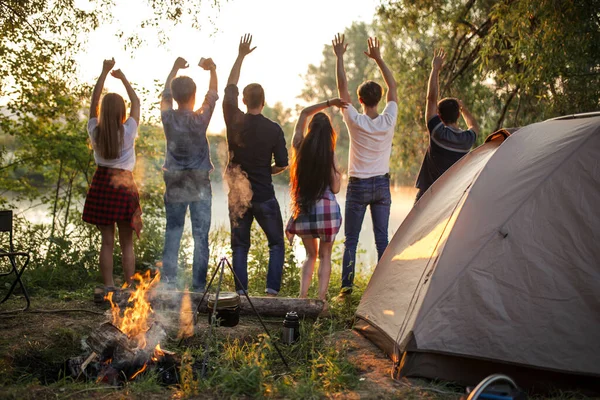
[338,287,353,296]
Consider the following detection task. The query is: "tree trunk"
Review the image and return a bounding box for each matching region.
[494,86,520,132]
[49,159,63,240]
[62,171,76,237]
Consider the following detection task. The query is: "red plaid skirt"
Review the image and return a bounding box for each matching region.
[286,191,341,243]
[82,166,142,237]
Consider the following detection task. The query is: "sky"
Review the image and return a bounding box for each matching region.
[77,0,380,132]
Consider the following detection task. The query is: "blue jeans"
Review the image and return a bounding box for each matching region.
[230,197,284,294]
[162,185,212,291]
[341,175,391,289]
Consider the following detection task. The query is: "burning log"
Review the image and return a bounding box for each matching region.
[144,322,166,353]
[86,322,132,360]
[70,271,185,385]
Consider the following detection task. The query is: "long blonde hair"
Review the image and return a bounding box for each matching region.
[94,93,126,159]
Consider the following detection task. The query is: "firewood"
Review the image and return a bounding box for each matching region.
[86,322,130,357]
[195,295,325,319]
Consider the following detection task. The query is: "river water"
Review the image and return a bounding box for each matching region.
[15,183,417,270]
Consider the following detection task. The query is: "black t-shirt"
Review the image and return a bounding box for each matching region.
[223,84,288,202]
[415,115,476,193]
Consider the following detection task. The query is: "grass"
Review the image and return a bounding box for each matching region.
[0,217,379,399]
[2,217,597,399]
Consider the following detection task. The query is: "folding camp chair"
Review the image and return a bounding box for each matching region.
[0,210,30,312]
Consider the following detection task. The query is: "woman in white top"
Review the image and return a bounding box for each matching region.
[82,58,141,302]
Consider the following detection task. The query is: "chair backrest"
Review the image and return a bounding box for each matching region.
[0,210,13,251]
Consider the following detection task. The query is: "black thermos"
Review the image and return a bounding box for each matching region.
[282,311,300,344]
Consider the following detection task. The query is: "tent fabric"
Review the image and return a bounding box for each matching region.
[355,115,600,390]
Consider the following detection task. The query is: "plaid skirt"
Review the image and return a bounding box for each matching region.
[82,166,142,237]
[286,192,342,243]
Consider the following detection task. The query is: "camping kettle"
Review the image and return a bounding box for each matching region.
[282,311,300,344]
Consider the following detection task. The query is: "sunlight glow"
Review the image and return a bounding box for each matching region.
[76,0,379,132]
[392,205,463,262]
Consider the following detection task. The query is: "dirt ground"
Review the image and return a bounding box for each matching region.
[0,293,467,399]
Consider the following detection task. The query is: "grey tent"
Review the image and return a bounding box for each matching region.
[355,113,600,393]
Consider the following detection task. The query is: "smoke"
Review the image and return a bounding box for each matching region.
[224,164,253,225]
[109,170,135,189]
[177,291,194,339]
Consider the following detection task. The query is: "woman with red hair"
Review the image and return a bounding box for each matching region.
[286,98,347,302]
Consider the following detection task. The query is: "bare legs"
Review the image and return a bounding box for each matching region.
[317,241,334,301]
[97,222,135,287]
[300,238,318,298]
[98,224,115,287]
[117,221,135,285]
[299,237,334,301]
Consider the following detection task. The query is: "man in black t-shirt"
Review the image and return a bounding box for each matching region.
[415,48,480,202]
[223,34,289,296]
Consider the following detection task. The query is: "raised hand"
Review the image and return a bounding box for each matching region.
[332,33,347,57]
[110,69,126,80]
[199,57,216,71]
[432,48,446,71]
[173,57,189,70]
[364,37,382,60]
[102,58,115,73]
[328,98,349,109]
[238,34,257,57]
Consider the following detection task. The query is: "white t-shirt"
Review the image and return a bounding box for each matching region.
[87,117,138,171]
[342,101,398,179]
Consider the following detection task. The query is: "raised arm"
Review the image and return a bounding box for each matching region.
[332,34,351,103]
[161,57,189,112]
[193,58,219,123]
[110,69,140,124]
[330,157,342,194]
[458,99,480,135]
[364,37,397,103]
[292,98,349,150]
[425,48,446,124]
[199,57,218,93]
[227,34,256,86]
[89,58,115,118]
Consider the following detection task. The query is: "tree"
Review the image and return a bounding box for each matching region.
[379,0,600,130]
[300,22,377,175]
[302,2,600,184]
[0,1,224,287]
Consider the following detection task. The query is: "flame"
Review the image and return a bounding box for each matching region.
[177,291,194,340]
[152,344,165,362]
[105,292,120,324]
[106,270,161,349]
[130,363,147,380]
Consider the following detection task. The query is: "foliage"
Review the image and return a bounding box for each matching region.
[301,1,600,184]
[0,0,224,228]
[300,22,377,176]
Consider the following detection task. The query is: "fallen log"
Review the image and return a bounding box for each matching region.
[150,290,324,319]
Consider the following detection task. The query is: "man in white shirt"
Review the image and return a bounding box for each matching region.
[333,35,398,295]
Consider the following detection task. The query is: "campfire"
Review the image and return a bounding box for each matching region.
[69,270,181,385]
